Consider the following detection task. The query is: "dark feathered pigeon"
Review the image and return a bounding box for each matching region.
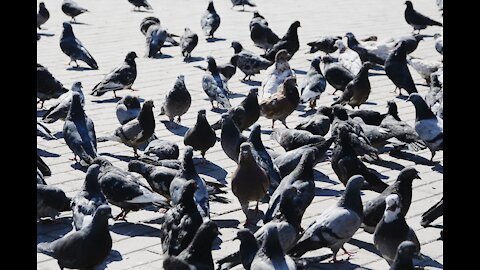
[344,32,391,66]
[230,41,273,81]
[389,241,417,270]
[385,41,418,96]
[202,56,231,109]
[404,1,442,33]
[288,175,364,261]
[201,1,221,39]
[180,28,198,60]
[271,128,325,151]
[322,55,355,95]
[351,117,395,150]
[71,164,108,230]
[145,25,167,58]
[295,106,332,136]
[142,139,179,160]
[140,16,160,35]
[300,56,327,109]
[97,100,155,157]
[37,184,71,220]
[251,224,296,270]
[332,61,374,108]
[420,197,443,227]
[60,22,98,69]
[211,88,260,131]
[234,229,259,270]
[37,121,56,140]
[346,107,385,126]
[128,0,153,11]
[220,114,248,162]
[37,168,47,185]
[231,0,256,11]
[63,92,97,165]
[159,75,191,124]
[62,0,89,22]
[37,205,113,270]
[37,2,49,29]
[307,35,342,54]
[42,82,85,124]
[37,64,69,108]
[250,15,280,52]
[128,160,177,199]
[37,154,51,177]
[262,21,301,62]
[184,110,217,159]
[91,51,138,97]
[116,95,141,125]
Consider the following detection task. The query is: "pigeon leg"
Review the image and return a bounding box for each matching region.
[201,151,207,164]
[241,74,248,81]
[254,201,260,214]
[176,116,181,124]
[113,210,125,221]
[113,91,117,98]
[75,60,79,68]
[39,100,45,108]
[331,89,338,95]
[133,148,139,157]
[271,119,275,128]
[281,119,289,128]
[210,101,216,110]
[430,150,436,162]
[69,155,78,161]
[341,246,357,258]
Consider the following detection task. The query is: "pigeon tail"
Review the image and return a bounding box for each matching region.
[97,134,122,143]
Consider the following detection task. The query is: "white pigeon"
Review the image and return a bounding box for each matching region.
[407,55,443,84]
[335,40,362,75]
[261,49,295,99]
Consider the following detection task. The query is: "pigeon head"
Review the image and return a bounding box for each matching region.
[278,186,302,226]
[39,2,46,8]
[62,22,73,34]
[239,142,254,161]
[317,105,333,117]
[413,34,424,41]
[207,1,216,12]
[182,146,194,162]
[384,194,401,222]
[397,167,421,183]
[206,56,218,71]
[253,11,262,18]
[125,51,138,61]
[231,41,243,54]
[332,104,348,120]
[180,146,197,178]
[122,95,141,109]
[198,109,207,116]
[311,56,322,70]
[338,175,365,215]
[406,93,436,120]
[176,74,185,83]
[262,224,284,257]
[196,220,221,242]
[321,55,336,64]
[68,92,84,117]
[142,99,155,109]
[249,88,259,96]
[395,241,417,261]
[184,27,191,33]
[72,81,83,92]
[290,20,301,29]
[275,49,290,62]
[179,180,197,204]
[404,1,413,8]
[362,61,375,70]
[93,205,113,222]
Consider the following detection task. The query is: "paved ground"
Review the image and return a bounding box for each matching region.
[37,0,443,269]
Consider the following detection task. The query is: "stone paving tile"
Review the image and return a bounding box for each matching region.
[37,0,443,269]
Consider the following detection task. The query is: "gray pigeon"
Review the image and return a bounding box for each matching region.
[37,120,56,140]
[145,24,167,58]
[90,51,138,98]
[37,63,69,108]
[260,50,294,99]
[271,128,325,151]
[231,0,256,11]
[251,225,297,270]
[184,110,217,159]
[250,13,280,52]
[71,164,108,230]
[295,106,332,136]
[60,22,98,69]
[230,41,273,81]
[321,55,355,95]
[37,184,71,220]
[404,1,442,33]
[220,113,248,162]
[63,92,97,165]
[202,56,231,109]
[406,55,442,85]
[389,241,417,270]
[94,157,169,220]
[116,95,141,125]
[373,194,421,265]
[332,61,374,109]
[288,175,364,261]
[180,28,198,60]
[307,35,342,54]
[37,205,113,270]
[201,1,221,39]
[406,93,443,160]
[128,160,178,199]
[37,168,47,185]
[299,56,326,109]
[37,2,49,29]
[426,69,443,119]
[385,41,418,96]
[128,0,153,10]
[234,229,259,270]
[42,81,85,124]
[140,17,160,35]
[433,33,443,55]
[211,88,260,131]
[61,0,89,22]
[261,21,301,62]
[420,197,443,227]
[344,32,391,66]
[142,139,179,160]
[159,75,191,124]
[97,100,155,157]
[250,11,268,27]
[160,180,203,256]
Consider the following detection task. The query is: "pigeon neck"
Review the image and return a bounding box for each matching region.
[311,61,323,75]
[387,106,401,121]
[292,157,314,181]
[184,228,215,264]
[174,80,186,93]
[284,83,300,102]
[221,118,241,139]
[195,114,207,129]
[67,98,85,119]
[239,150,257,167]
[243,92,259,110]
[208,61,219,75]
[138,106,155,131]
[239,235,258,269]
[83,172,102,194]
[346,35,359,48]
[412,100,436,121]
[357,65,370,79]
[262,229,284,259]
[248,128,265,151]
[181,155,197,179]
[338,186,363,216]
[89,215,110,234]
[233,45,243,54]
[285,25,299,41]
[125,57,137,68]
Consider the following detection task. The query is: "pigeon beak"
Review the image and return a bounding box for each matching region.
[415,174,422,180]
[218,231,223,236]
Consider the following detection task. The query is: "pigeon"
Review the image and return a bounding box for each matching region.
[373,194,421,265]
[231,0,256,11]
[420,197,443,227]
[271,128,325,151]
[37,205,113,270]
[159,75,192,124]
[97,100,155,157]
[352,117,395,150]
[145,24,168,58]
[71,164,108,230]
[274,137,334,178]
[404,1,442,33]
[321,55,355,95]
[406,93,443,160]
[37,168,47,185]
[37,154,52,177]
[220,114,248,162]
[260,76,300,128]
[250,15,280,52]
[202,56,232,109]
[201,1,221,39]
[299,56,327,109]
[251,225,297,270]
[331,125,388,193]
[63,92,97,165]
[94,157,169,220]
[169,147,210,219]
[385,41,418,96]
[288,175,365,261]
[248,124,282,191]
[332,61,374,108]
[37,120,56,140]
[307,35,342,54]
[128,0,153,11]
[140,16,160,35]
[211,88,260,131]
[231,142,270,225]
[128,160,178,199]
[37,184,71,220]
[42,81,85,124]
[407,55,442,84]
[295,106,332,136]
[389,241,418,270]
[184,109,217,159]
[344,32,394,66]
[90,51,138,97]
[180,28,198,60]
[436,0,443,15]
[60,22,98,69]
[61,0,89,22]
[163,220,220,269]
[37,64,69,108]
[426,70,443,119]
[433,33,443,55]
[262,21,301,62]
[362,167,421,233]
[261,49,295,99]
[142,139,180,160]
[160,180,203,256]
[394,34,425,54]
[116,95,141,125]
[234,229,259,270]
[334,40,363,75]
[230,41,273,81]
[345,107,386,126]
[37,2,49,29]
[264,150,315,223]
[195,61,237,83]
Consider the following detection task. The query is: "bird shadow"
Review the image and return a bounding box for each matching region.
[367,71,386,77]
[37,148,60,157]
[212,235,224,250]
[37,216,72,236]
[152,53,173,59]
[184,56,205,63]
[260,129,273,135]
[110,222,161,237]
[227,92,247,99]
[370,169,389,180]
[298,108,317,117]
[293,69,307,75]
[425,224,443,229]
[132,9,154,13]
[432,162,443,173]
[206,37,227,43]
[91,97,122,103]
[371,158,405,171]
[197,161,228,185]
[70,21,90,26]
[66,66,95,71]
[70,162,89,172]
[394,95,409,100]
[213,219,240,229]
[96,250,123,270]
[348,238,383,257]
[99,152,134,163]
[415,254,443,269]
[37,110,48,117]
[415,83,429,87]
[388,151,433,166]
[314,170,338,184]
[241,80,262,86]
[163,121,189,136]
[37,32,55,37]
[362,101,377,106]
[370,65,385,72]
[210,107,229,114]
[53,131,63,139]
[297,257,370,270]
[315,187,342,197]
[293,253,334,269]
